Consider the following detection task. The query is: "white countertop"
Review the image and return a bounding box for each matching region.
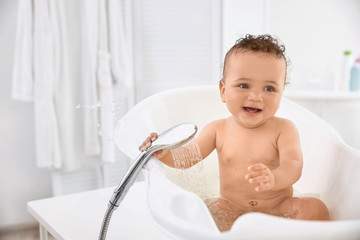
[27,181,169,240]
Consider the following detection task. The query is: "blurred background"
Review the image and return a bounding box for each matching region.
[0,0,359,237]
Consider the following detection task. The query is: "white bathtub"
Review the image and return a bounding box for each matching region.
[115,85,360,240]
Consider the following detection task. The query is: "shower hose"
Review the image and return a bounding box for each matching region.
[98,204,116,240]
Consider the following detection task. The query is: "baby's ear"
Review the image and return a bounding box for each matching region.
[219,80,226,103]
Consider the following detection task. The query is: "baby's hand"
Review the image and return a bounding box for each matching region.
[245,163,275,192]
[138,132,168,159]
[139,132,158,152]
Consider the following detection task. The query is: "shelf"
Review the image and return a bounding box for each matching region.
[284,90,360,101]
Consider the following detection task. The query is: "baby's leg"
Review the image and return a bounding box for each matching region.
[273,197,330,221]
[204,198,245,232]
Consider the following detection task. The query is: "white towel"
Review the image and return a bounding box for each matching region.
[13,0,74,169]
[13,0,131,169]
[32,0,62,168]
[97,0,115,163]
[81,0,101,156]
[12,0,34,101]
[108,0,132,90]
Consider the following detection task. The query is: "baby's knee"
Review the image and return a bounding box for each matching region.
[300,197,330,221]
[311,198,330,220]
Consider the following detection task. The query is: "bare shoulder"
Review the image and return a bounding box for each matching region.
[196,119,226,158]
[200,118,226,133]
[272,117,301,146]
[272,117,298,132]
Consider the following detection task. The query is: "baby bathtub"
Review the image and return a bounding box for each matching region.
[115,85,360,240]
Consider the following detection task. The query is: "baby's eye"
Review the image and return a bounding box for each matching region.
[264,86,275,92]
[239,83,248,89]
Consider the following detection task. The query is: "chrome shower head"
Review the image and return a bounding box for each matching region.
[146,123,198,153]
[99,123,198,240]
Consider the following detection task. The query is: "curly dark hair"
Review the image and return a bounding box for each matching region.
[222,34,289,83]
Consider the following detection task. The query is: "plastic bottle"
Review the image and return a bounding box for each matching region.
[336,50,352,91]
[349,58,360,92]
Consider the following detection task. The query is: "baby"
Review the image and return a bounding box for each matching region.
[139,34,330,231]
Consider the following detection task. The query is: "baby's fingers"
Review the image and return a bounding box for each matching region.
[138,137,150,151]
[254,182,271,192]
[139,132,158,151]
[149,132,158,142]
[248,163,267,172]
[247,175,269,185]
[245,170,267,180]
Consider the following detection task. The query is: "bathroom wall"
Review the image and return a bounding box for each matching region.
[267,0,360,90]
[0,0,53,228]
[223,0,360,90]
[133,0,222,101]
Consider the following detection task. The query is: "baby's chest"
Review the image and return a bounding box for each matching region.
[218,135,279,167]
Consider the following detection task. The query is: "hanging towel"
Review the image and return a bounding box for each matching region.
[12,0,132,170]
[32,0,62,168]
[108,0,132,90]
[12,0,34,101]
[81,0,101,156]
[13,0,77,170]
[97,0,115,163]
[81,0,132,163]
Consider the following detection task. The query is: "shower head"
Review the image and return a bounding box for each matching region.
[113,122,198,201]
[99,123,198,240]
[146,123,198,154]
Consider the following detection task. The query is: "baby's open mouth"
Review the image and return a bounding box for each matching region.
[243,107,262,113]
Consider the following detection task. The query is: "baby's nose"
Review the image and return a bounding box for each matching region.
[248,91,263,101]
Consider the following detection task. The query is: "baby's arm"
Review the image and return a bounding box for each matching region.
[272,120,303,190]
[138,121,218,168]
[246,119,303,192]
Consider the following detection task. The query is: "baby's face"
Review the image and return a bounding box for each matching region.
[220,51,286,128]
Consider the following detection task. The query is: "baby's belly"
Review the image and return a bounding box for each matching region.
[220,181,293,212]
